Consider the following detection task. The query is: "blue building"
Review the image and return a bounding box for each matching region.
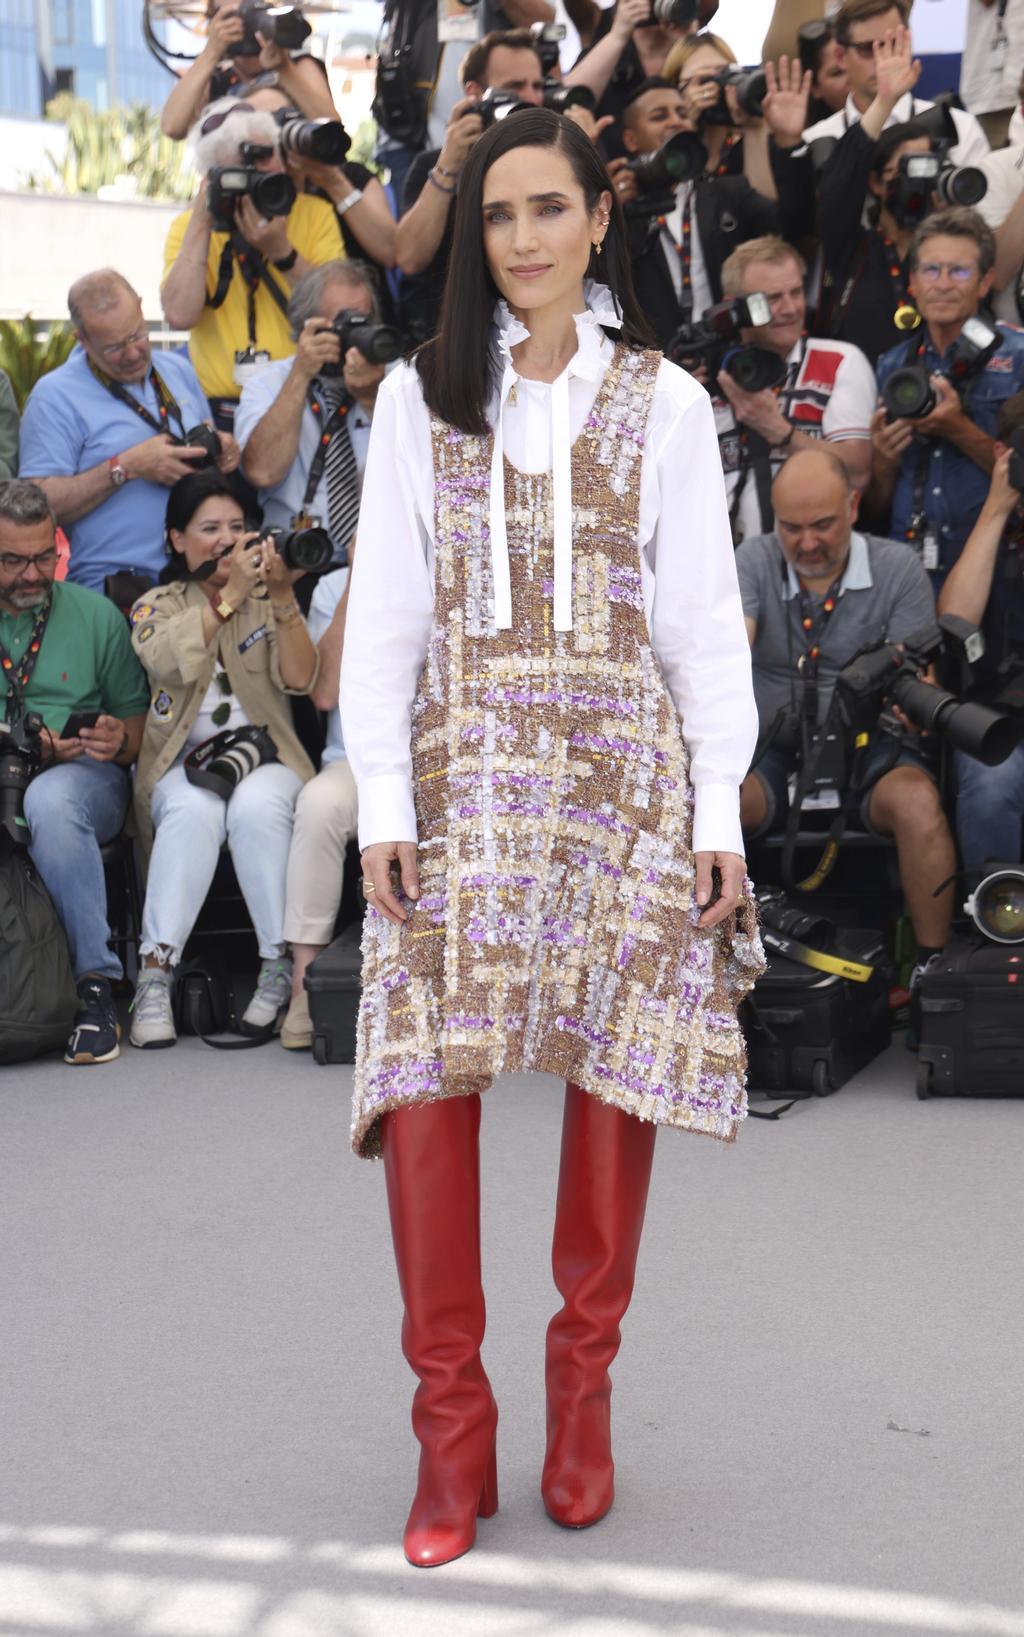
[0,0,174,115]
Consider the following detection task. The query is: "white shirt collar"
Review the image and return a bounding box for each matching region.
[782,531,873,600]
[486,281,623,633]
[845,90,913,128]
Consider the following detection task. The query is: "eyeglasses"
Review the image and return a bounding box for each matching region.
[0,548,58,574]
[914,262,979,283]
[97,323,149,360]
[199,100,254,136]
[843,38,887,58]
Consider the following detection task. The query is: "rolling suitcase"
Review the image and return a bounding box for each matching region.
[915,939,1024,1099]
[741,923,893,1097]
[304,921,363,1065]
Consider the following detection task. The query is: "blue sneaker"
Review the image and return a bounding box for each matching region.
[65,976,121,1065]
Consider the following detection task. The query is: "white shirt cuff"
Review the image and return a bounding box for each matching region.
[692,779,745,860]
[356,773,419,852]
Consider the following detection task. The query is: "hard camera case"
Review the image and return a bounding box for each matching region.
[741,926,892,1096]
[915,938,1024,1099]
[304,920,363,1065]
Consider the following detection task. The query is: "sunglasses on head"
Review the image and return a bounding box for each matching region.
[199,100,255,136]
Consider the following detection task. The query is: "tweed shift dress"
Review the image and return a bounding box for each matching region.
[351,344,764,1160]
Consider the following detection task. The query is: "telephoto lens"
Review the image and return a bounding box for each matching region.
[703,66,768,124]
[250,169,297,217]
[326,309,402,366]
[648,0,698,25]
[882,365,936,421]
[888,672,1022,766]
[627,131,708,191]
[185,725,280,800]
[275,110,351,165]
[543,82,596,115]
[266,524,335,575]
[0,712,47,852]
[965,868,1024,944]
[935,162,987,207]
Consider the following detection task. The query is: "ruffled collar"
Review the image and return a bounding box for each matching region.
[492,279,623,385]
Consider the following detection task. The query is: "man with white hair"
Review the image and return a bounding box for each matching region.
[161,97,344,427]
[19,269,237,593]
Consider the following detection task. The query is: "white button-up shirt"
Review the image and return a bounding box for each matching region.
[339,284,757,859]
[803,92,991,167]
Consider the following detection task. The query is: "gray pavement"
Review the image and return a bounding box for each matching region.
[2,1036,1024,1637]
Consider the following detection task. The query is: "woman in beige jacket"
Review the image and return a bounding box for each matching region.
[128,470,319,1048]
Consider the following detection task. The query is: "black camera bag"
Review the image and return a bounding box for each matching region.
[304,921,362,1064]
[0,852,78,1062]
[915,939,1024,1099]
[172,958,273,1050]
[741,912,892,1104]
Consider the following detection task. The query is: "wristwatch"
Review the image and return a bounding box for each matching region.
[273,247,298,272]
[109,456,128,488]
[212,598,236,623]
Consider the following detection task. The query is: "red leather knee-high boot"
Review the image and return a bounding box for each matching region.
[542,1082,657,1528]
[381,1094,498,1567]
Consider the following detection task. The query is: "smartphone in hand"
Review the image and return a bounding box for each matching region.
[62,711,101,739]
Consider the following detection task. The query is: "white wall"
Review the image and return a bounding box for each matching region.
[0,191,183,322]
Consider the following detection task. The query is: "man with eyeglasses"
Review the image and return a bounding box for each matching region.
[802,0,990,165]
[868,208,1024,585]
[0,480,149,1065]
[19,269,239,595]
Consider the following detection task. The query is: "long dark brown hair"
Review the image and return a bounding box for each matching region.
[415,108,654,435]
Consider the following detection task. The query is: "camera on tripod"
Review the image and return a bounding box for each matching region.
[836,615,1020,768]
[882,315,1002,420]
[670,293,787,393]
[231,0,311,58]
[206,161,297,229]
[0,712,45,853]
[317,309,402,370]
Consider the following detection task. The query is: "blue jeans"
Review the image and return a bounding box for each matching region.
[24,759,130,982]
[955,743,1024,881]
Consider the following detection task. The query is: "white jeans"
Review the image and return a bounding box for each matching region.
[141,759,303,967]
[283,758,359,946]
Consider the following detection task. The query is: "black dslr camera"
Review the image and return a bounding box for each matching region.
[670,293,787,393]
[478,88,530,129]
[231,0,311,58]
[701,65,768,125]
[274,107,350,165]
[318,309,403,371]
[262,523,336,575]
[624,132,707,219]
[882,315,1002,420]
[206,162,296,229]
[543,80,595,115]
[0,712,45,853]
[836,616,1020,768]
[180,424,222,468]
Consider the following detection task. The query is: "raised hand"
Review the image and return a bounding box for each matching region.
[872,25,922,109]
[761,55,813,149]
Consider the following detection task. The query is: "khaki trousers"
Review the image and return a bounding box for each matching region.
[283,758,359,946]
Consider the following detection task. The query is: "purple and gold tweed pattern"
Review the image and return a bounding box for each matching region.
[351,346,764,1160]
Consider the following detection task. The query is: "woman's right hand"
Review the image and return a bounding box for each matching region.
[361,841,420,925]
[221,530,266,608]
[203,5,245,61]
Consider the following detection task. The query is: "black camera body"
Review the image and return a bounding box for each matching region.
[318,309,402,371]
[882,316,1002,421]
[263,523,336,575]
[836,617,1019,767]
[180,424,222,468]
[274,107,350,165]
[888,152,987,227]
[206,165,297,229]
[232,0,311,58]
[701,65,768,126]
[626,131,707,210]
[530,20,565,74]
[0,712,45,853]
[670,292,787,393]
[543,80,595,115]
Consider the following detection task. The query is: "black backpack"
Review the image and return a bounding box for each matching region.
[0,853,78,1062]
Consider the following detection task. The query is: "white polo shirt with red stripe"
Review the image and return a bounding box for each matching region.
[712,335,877,546]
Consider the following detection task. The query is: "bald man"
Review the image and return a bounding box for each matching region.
[736,448,956,961]
[19,269,240,592]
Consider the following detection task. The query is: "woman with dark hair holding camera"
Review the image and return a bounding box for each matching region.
[340,106,762,1568]
[128,470,318,1050]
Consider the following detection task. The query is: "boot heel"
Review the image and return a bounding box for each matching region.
[477,1443,498,1518]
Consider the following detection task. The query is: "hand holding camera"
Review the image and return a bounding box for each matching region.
[294,317,343,382]
[236,195,292,259]
[222,530,268,606]
[120,433,213,487]
[609,0,654,44]
[201,4,246,64]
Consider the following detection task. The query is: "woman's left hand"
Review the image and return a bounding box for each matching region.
[258,536,303,592]
[694,850,747,929]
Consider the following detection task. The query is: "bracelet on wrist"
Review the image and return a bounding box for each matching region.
[335,188,364,216]
[435,161,460,179]
[428,170,457,196]
[774,425,796,452]
[273,247,298,271]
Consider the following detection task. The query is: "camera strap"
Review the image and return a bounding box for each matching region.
[0,595,53,724]
[207,233,291,348]
[778,573,853,891]
[88,360,188,441]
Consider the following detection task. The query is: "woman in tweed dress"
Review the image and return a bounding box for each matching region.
[340,109,763,1568]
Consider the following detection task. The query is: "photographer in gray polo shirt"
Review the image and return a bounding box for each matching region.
[735,446,956,964]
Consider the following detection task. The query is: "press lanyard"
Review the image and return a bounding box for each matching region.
[899,334,938,558]
[795,574,843,727]
[89,360,188,440]
[302,386,354,509]
[727,340,804,539]
[0,595,51,722]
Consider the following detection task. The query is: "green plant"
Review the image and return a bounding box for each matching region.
[0,317,77,411]
[23,96,195,202]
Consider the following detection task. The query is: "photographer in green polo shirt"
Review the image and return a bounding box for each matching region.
[0,481,149,1065]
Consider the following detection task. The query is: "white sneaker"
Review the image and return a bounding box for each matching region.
[129,969,176,1050]
[242,957,293,1033]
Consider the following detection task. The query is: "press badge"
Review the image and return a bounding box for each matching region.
[788,773,841,812]
[921,532,940,572]
[290,511,322,531]
[233,347,272,389]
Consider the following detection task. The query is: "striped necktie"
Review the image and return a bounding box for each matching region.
[317,380,360,560]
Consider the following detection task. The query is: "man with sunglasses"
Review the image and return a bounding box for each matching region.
[19,269,238,594]
[802,0,990,165]
[868,207,1024,586]
[0,480,149,1065]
